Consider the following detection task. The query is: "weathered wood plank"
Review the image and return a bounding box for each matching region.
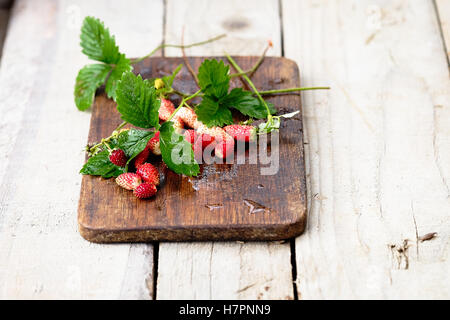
[282,0,450,299]
[157,0,294,300]
[436,0,450,61]
[0,0,163,299]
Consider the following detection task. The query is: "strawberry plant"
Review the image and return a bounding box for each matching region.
[76,16,329,199]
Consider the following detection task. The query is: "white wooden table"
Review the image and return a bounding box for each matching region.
[0,0,449,299]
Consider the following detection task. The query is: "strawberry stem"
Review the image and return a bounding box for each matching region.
[131,34,227,64]
[225,53,272,121]
[167,89,201,122]
[259,87,330,95]
[86,121,128,155]
[229,41,271,78]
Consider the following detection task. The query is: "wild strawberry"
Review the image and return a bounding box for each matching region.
[197,124,234,159]
[191,132,215,162]
[133,183,157,199]
[159,98,175,121]
[224,125,257,142]
[134,147,150,169]
[195,132,215,149]
[116,173,142,190]
[148,131,161,155]
[109,149,127,167]
[136,163,160,186]
[172,116,184,131]
[214,138,235,159]
[177,107,198,129]
[158,98,185,130]
[183,129,196,144]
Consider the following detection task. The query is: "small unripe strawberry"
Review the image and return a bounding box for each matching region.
[136,163,160,186]
[133,183,157,199]
[154,78,164,89]
[116,173,141,190]
[109,149,127,167]
[224,125,257,142]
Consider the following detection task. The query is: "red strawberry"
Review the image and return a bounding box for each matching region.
[159,98,175,121]
[178,107,198,129]
[148,131,161,155]
[214,138,235,159]
[109,149,127,167]
[195,132,215,149]
[134,147,150,169]
[133,183,157,199]
[224,125,257,142]
[116,173,141,190]
[136,163,160,186]
[192,132,215,162]
[183,129,196,144]
[197,124,234,159]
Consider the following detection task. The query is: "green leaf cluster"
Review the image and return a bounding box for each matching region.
[74,17,132,110]
[114,72,198,177]
[195,59,276,127]
[80,129,155,178]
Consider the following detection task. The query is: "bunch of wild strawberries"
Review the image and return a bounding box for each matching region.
[110,98,257,199]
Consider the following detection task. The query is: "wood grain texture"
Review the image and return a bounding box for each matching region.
[0,0,163,299]
[164,0,282,56]
[156,0,295,300]
[436,0,450,61]
[282,0,450,299]
[78,56,306,242]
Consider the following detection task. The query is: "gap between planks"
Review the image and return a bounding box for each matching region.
[433,0,450,69]
[155,0,295,300]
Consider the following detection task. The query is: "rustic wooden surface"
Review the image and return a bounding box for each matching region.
[283,0,450,299]
[78,56,306,243]
[0,0,449,299]
[157,0,296,300]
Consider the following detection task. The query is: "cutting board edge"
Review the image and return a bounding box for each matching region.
[78,210,306,243]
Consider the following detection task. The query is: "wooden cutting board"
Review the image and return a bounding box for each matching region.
[78,56,306,242]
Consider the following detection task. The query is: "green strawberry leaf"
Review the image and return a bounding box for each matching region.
[222,88,276,119]
[197,59,230,99]
[80,16,121,64]
[117,129,155,167]
[80,150,125,178]
[105,54,133,100]
[74,64,112,111]
[159,122,199,176]
[195,95,233,127]
[116,71,160,129]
